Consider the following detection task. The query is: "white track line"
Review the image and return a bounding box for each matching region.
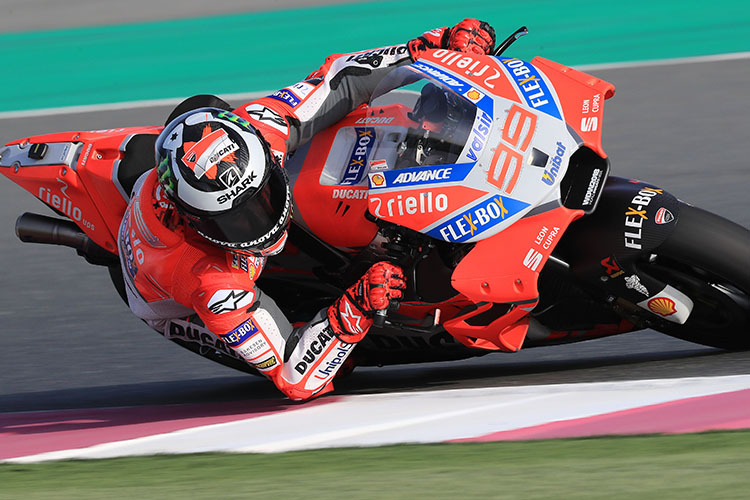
[6,375,750,463]
[1,52,748,121]
[575,51,750,71]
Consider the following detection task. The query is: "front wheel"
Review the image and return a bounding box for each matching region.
[640,203,750,349]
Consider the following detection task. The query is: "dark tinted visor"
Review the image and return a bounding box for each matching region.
[191,165,291,251]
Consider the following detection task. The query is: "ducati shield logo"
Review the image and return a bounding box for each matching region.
[655,207,675,224]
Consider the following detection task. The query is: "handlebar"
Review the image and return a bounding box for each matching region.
[373,308,388,328]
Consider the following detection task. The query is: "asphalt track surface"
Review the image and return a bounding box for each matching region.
[0,5,748,413]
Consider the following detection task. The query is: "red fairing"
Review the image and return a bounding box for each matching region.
[1,126,163,253]
[531,57,615,157]
[291,106,416,248]
[445,207,584,352]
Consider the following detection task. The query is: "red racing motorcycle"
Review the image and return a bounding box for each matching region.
[2,28,748,374]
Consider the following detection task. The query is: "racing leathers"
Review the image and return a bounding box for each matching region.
[118,20,495,401]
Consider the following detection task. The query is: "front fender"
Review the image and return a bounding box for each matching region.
[556,176,681,303]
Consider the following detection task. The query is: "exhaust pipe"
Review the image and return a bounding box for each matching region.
[16,212,89,249]
[15,212,118,266]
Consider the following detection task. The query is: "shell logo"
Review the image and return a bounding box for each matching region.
[464,88,484,102]
[371,173,386,186]
[648,297,677,316]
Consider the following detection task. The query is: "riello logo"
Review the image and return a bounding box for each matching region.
[38,179,94,230]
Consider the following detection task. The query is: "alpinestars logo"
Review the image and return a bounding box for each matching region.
[244,104,288,133]
[340,300,364,334]
[207,289,255,314]
[181,126,238,180]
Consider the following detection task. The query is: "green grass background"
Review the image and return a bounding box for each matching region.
[0,0,748,111]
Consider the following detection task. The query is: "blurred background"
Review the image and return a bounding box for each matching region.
[1,0,748,111]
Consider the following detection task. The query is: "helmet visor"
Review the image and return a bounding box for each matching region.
[189,165,291,252]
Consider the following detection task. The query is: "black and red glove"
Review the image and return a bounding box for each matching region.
[448,19,496,55]
[408,19,496,60]
[328,262,406,343]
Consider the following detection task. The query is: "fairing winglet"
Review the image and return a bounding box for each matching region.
[531,57,615,158]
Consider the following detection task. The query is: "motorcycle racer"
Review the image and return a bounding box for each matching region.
[118,19,496,401]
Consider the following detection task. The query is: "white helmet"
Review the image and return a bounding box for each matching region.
[155,108,290,255]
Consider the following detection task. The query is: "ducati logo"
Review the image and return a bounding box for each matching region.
[181,126,239,180]
[655,207,675,225]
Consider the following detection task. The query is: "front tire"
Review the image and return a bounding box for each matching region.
[641,203,750,349]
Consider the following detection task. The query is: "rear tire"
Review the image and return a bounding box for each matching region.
[641,203,750,349]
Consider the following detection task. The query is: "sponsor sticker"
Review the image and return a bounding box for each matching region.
[207,289,255,314]
[624,274,649,297]
[411,61,466,92]
[463,87,485,103]
[369,159,388,171]
[540,142,567,186]
[601,256,624,278]
[637,285,694,324]
[369,172,386,187]
[648,296,677,316]
[369,163,473,190]
[341,128,375,185]
[332,188,368,200]
[220,318,260,348]
[269,89,301,108]
[463,110,493,162]
[370,190,449,218]
[655,207,675,224]
[182,127,238,181]
[624,186,663,250]
[253,356,278,371]
[523,248,544,271]
[289,81,314,99]
[427,195,529,242]
[498,57,562,120]
[313,341,355,381]
[230,254,264,280]
[166,320,244,360]
[244,104,288,134]
[429,50,501,113]
[356,116,395,125]
[582,168,604,207]
[294,328,335,375]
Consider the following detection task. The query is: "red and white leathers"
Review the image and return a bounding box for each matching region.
[118,20,493,401]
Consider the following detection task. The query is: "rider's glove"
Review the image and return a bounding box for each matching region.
[408,19,496,60]
[328,262,406,343]
[448,19,496,55]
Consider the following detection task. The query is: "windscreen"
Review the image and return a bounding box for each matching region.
[370,66,479,170]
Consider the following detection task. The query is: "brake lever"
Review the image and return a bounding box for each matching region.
[493,26,529,56]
